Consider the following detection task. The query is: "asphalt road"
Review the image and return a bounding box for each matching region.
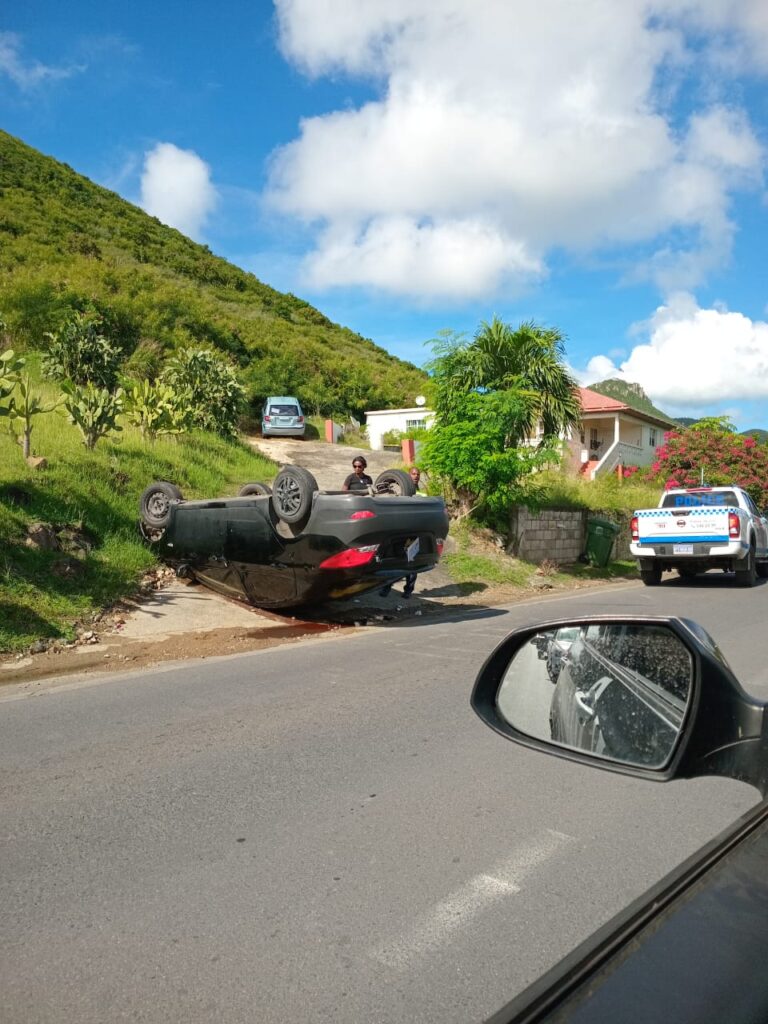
[2,575,767,1024]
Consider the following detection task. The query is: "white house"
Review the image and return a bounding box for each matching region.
[567,388,676,479]
[364,406,435,450]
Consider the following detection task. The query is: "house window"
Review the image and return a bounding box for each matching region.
[589,428,601,452]
[405,418,426,431]
[649,428,657,447]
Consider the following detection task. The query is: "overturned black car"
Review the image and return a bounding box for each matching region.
[138,465,449,610]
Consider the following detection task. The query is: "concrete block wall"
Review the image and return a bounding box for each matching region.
[507,507,631,565]
[507,507,586,564]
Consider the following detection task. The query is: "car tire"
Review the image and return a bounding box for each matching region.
[757,561,768,579]
[238,482,272,497]
[272,465,318,525]
[139,480,183,529]
[640,564,662,586]
[735,543,757,587]
[374,468,416,496]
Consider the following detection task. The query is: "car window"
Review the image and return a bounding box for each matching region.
[661,490,738,508]
[269,404,300,416]
[555,627,582,643]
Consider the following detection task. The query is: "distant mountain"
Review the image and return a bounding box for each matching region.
[0,130,427,418]
[587,379,678,426]
[743,428,768,442]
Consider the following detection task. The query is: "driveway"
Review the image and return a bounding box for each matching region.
[247,436,411,491]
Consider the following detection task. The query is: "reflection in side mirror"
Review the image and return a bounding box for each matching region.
[496,624,694,769]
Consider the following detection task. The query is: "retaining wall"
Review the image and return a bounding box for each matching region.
[507,507,632,565]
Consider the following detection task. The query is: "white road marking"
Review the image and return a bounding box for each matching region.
[372,829,574,969]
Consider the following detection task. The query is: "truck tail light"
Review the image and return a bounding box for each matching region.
[319,545,379,569]
[436,538,445,557]
[630,516,639,541]
[728,512,740,538]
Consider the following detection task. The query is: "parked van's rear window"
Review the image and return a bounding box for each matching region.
[661,490,738,508]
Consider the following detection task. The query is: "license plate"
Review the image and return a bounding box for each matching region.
[673,544,694,555]
[406,538,420,562]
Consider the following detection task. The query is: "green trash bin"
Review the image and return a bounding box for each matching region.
[585,518,619,568]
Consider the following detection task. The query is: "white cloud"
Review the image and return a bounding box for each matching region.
[305,216,543,299]
[268,0,766,299]
[0,32,84,89]
[584,293,768,406]
[140,143,218,239]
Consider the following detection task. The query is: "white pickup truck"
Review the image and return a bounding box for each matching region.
[630,486,768,587]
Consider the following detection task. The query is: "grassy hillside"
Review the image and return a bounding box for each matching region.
[0,130,427,418]
[0,367,278,653]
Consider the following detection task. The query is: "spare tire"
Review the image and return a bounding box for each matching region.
[272,465,318,525]
[139,481,183,528]
[374,468,416,496]
[238,482,272,497]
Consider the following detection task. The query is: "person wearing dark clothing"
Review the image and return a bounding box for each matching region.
[380,466,422,599]
[343,457,373,492]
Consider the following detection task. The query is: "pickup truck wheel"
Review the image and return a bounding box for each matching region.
[139,480,183,528]
[374,469,416,496]
[757,561,768,579]
[273,465,317,526]
[640,564,662,586]
[735,544,757,587]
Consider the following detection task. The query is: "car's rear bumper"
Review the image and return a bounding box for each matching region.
[630,539,748,559]
[262,426,305,437]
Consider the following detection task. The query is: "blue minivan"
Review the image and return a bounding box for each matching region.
[261,396,306,438]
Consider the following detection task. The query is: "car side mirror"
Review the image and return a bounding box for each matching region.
[471,616,768,795]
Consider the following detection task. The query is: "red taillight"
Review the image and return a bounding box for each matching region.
[319,545,379,569]
[436,538,445,557]
[729,512,740,538]
[264,415,271,422]
[349,510,375,520]
[298,416,304,424]
[630,516,639,541]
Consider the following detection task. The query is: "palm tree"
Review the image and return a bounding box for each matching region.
[469,316,581,442]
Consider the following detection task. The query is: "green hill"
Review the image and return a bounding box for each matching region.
[0,130,426,418]
[588,379,678,426]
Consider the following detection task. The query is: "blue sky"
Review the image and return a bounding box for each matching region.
[2,1,767,427]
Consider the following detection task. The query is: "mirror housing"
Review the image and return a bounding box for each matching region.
[471,616,768,795]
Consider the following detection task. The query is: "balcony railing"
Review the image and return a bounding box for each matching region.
[589,440,644,479]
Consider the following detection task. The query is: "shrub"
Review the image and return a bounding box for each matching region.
[42,310,123,389]
[643,422,768,507]
[61,381,124,450]
[160,347,245,436]
[125,379,191,440]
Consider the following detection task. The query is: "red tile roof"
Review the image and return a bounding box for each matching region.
[578,387,627,413]
[577,386,675,428]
